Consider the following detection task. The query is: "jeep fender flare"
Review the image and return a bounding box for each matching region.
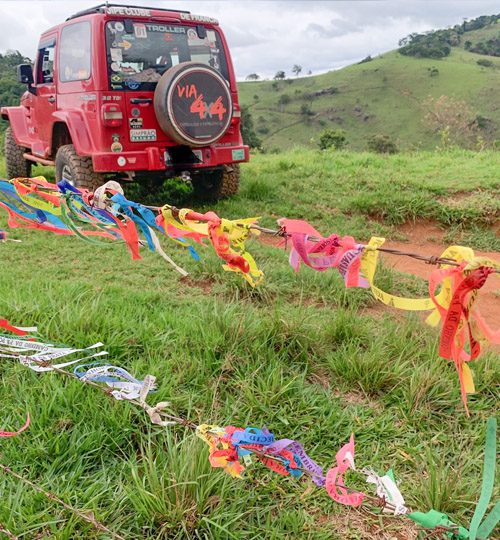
[1,107,31,147]
[52,110,94,156]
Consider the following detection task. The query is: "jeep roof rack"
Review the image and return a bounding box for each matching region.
[66,3,190,21]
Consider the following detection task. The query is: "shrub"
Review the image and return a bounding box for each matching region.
[240,105,262,149]
[318,128,347,150]
[367,134,398,154]
[359,55,373,64]
[476,58,493,67]
[300,103,314,116]
[277,94,291,111]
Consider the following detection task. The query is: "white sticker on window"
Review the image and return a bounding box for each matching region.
[134,24,147,38]
[110,48,123,62]
[206,30,216,43]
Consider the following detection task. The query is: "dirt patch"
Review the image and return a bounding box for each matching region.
[313,507,419,539]
[380,222,500,328]
[307,370,383,410]
[180,276,214,294]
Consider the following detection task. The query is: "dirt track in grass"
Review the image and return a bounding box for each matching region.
[383,222,499,329]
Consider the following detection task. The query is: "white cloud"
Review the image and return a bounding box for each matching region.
[0,1,497,79]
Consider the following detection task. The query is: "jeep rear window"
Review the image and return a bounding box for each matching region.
[105,21,229,91]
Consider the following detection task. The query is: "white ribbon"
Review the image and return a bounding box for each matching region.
[362,468,408,515]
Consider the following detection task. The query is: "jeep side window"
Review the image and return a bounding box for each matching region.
[36,42,55,84]
[59,21,92,82]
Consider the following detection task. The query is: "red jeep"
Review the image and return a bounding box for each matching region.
[1,3,249,198]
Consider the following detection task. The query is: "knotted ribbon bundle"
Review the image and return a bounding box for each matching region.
[158,206,263,286]
[278,218,368,288]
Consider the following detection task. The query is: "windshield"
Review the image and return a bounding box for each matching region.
[105,21,229,91]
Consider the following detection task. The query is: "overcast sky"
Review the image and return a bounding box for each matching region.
[0,1,498,79]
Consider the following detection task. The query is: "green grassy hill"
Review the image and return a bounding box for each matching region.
[238,23,500,151]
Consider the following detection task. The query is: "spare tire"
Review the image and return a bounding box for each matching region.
[154,62,232,147]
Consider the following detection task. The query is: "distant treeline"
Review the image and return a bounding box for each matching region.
[399,13,499,59]
[0,50,32,134]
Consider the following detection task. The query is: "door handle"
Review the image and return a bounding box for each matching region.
[48,96,56,103]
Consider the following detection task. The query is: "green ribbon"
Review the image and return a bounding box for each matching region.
[408,417,498,540]
[469,417,498,540]
[408,509,469,539]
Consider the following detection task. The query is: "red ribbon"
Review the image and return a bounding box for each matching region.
[438,266,494,412]
[1,413,30,438]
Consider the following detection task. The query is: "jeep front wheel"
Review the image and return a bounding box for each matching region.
[4,126,32,179]
[192,164,240,200]
[55,144,104,192]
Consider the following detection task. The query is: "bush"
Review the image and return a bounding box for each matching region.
[367,134,398,154]
[359,55,373,64]
[277,94,291,106]
[240,105,262,149]
[476,58,494,67]
[300,103,314,116]
[318,128,347,150]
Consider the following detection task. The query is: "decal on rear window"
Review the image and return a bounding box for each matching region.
[105,21,228,91]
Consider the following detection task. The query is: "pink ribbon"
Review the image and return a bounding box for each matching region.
[325,434,365,507]
[1,413,30,438]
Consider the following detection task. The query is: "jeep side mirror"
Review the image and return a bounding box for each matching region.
[17,64,34,85]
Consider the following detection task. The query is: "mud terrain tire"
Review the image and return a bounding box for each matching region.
[193,163,240,200]
[4,127,32,179]
[55,144,104,192]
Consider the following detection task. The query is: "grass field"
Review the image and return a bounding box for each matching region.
[238,25,500,152]
[0,149,499,539]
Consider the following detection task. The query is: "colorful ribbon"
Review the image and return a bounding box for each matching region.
[0,413,30,438]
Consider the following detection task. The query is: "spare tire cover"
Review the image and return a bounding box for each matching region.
[154,62,233,147]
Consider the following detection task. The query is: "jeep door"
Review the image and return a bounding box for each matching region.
[32,36,57,157]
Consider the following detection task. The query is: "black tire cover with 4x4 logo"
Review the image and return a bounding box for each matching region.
[154,62,233,147]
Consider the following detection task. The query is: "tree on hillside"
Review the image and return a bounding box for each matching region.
[0,50,32,133]
[246,73,260,81]
[277,93,291,112]
[398,14,500,59]
[367,134,398,154]
[318,129,347,150]
[274,70,286,80]
[240,105,262,149]
[423,95,480,148]
[292,64,302,77]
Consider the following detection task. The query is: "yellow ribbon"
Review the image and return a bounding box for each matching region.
[13,176,62,216]
[361,237,437,311]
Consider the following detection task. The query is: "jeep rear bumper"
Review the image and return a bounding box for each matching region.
[91,144,249,173]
